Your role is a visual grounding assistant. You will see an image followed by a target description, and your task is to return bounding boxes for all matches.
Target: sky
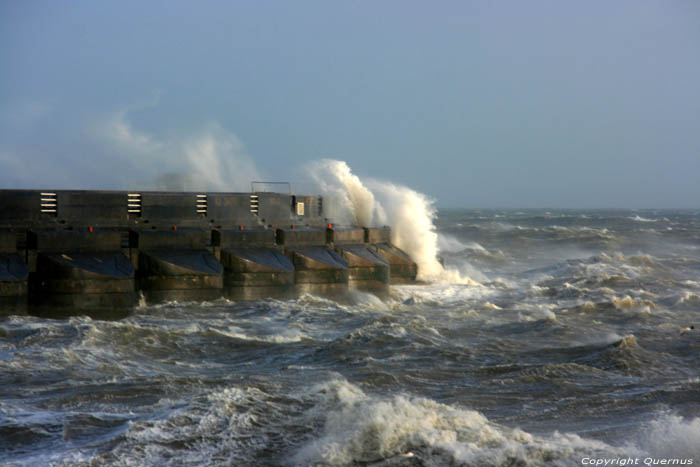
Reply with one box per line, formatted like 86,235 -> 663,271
1,0 -> 699,208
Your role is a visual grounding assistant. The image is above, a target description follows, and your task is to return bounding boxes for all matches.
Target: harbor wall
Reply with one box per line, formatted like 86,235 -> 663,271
0,190 -> 417,315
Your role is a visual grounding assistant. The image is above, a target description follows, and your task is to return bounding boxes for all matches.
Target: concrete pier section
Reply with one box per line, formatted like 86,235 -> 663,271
277,227 -> 350,295
330,227 -> 390,294
214,229 -> 295,301
0,189 -> 418,315
27,231 -> 136,316
130,230 -> 223,303
366,227 -> 418,283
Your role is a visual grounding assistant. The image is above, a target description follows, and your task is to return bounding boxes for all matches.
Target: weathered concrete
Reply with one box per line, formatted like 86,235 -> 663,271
30,252 -> 135,306
286,246 -> 349,295
0,190 -> 325,231
365,226 -> 392,244
330,227 -> 390,294
221,247 -> 295,300
27,231 -> 136,313
365,227 -> 418,284
364,227 -> 418,283
132,230 -> 223,303
214,229 -> 294,300
0,232 -> 28,313
0,189 -> 419,314
0,256 -> 28,299
328,226 -> 366,245
276,227 -> 327,246
373,243 -> 418,284
278,227 -> 350,295
335,244 -> 390,293
206,194 -> 259,229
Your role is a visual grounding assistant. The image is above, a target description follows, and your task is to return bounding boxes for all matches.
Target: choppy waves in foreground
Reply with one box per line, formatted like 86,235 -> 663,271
2,209 -> 700,466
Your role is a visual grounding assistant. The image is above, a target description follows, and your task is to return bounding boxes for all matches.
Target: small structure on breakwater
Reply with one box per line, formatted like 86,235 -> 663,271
0,189 -> 417,316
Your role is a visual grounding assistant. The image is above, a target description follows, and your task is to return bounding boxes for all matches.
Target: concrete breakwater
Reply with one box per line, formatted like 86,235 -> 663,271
0,189 -> 417,316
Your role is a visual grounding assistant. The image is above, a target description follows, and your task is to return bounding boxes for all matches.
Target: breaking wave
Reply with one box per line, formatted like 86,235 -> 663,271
309,159 -> 479,284
638,412 -> 700,458
293,379 -> 624,466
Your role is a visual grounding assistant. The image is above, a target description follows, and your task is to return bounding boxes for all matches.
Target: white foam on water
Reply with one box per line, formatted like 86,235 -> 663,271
612,296 -> 656,316
8,449 -> 97,467
389,283 -> 494,307
674,291 -> 700,308
451,259 -> 491,284
208,326 -> 306,344
435,234 -> 492,282
630,215 -> 658,222
345,289 -> 388,310
94,386 -> 276,466
294,379 -> 626,466
637,412 -> 700,458
519,305 -> 558,322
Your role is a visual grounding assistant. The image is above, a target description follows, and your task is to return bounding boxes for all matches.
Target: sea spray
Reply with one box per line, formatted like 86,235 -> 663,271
180,125 -> 260,192
96,104 -> 261,192
367,180 -> 444,281
638,412 -> 700,458
309,159 -> 380,227
309,159 -> 478,284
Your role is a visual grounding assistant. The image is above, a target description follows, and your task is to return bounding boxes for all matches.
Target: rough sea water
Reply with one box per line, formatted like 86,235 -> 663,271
2,208 -> 700,466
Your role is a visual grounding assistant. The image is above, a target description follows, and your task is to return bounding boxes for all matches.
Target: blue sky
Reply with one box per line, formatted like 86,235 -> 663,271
1,1 -> 699,208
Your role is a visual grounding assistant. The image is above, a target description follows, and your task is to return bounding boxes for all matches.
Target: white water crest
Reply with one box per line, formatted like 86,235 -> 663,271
294,379 -> 624,466
638,412 -> 700,458
309,159 -> 478,284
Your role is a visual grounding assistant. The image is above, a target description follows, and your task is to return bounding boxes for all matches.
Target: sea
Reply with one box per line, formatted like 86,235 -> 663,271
1,208 -> 700,466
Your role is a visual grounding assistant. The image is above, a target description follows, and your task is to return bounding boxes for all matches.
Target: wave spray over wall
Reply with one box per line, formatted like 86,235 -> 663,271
309,159 -> 478,285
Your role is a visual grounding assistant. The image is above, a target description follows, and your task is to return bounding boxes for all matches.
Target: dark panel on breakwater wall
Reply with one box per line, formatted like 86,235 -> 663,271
276,227 -> 327,247
138,192 -> 201,226
0,191 -> 43,223
206,194 -> 259,228
28,231 -> 123,252
329,227 -> 365,245
57,192 -> 128,226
